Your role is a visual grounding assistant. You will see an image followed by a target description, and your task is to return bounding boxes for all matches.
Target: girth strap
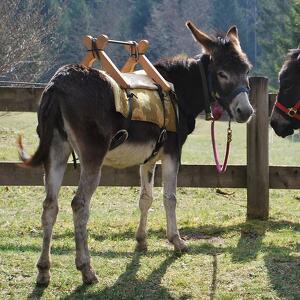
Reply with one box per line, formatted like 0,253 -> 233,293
109,91 -> 135,150
144,85 -> 167,164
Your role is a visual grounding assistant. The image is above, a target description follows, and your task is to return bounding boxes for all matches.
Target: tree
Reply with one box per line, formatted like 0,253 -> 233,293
0,0 -> 59,82
255,0 -> 297,88
211,0 -> 256,64
145,0 -> 211,61
289,0 -> 300,48
52,0 -> 138,71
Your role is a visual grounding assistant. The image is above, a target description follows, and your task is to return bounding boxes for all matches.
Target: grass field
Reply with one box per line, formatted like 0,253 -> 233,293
0,113 -> 300,299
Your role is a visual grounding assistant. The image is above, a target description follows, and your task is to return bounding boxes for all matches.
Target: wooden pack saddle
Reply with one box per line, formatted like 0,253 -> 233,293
81,35 -> 177,132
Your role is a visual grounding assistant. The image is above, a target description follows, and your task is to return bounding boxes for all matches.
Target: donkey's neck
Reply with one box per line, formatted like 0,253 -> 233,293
155,54 -> 209,119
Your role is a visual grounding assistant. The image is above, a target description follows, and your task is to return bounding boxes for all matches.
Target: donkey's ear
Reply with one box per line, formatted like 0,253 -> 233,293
226,26 -> 238,39
186,21 -> 215,53
226,26 -> 241,47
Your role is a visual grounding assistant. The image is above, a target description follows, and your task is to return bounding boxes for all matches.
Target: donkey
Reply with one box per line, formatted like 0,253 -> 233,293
271,45 -> 300,137
18,22 -> 253,285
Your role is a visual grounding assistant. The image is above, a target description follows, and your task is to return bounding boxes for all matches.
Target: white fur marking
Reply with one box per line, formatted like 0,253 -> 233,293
229,92 -> 253,122
103,141 -> 156,168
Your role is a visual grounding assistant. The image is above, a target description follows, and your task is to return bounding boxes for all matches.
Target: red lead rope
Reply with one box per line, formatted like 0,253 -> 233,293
211,119 -> 232,173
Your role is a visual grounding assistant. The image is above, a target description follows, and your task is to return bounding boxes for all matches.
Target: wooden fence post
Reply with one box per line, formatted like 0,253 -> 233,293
247,76 -> 269,220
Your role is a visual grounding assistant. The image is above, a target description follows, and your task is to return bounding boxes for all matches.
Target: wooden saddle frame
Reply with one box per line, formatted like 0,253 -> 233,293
81,34 -> 171,92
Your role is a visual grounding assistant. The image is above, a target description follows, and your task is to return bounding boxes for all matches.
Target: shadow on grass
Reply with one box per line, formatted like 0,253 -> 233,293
1,218 -> 295,243
1,219 -> 298,257
59,244 -> 223,300
27,284 -> 47,300
3,219 -> 299,299
231,224 -> 266,262
61,252 -> 180,300
209,253 -> 218,300
230,220 -> 300,299
264,247 -> 300,299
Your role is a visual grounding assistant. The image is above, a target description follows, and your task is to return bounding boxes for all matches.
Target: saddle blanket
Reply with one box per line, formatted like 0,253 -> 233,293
101,70 -> 177,132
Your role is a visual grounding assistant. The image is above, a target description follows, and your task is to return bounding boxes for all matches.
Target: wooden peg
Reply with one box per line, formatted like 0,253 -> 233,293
81,35 -> 109,68
95,34 -> 109,50
81,35 -> 96,67
81,35 -> 130,88
121,40 -> 149,72
136,40 -> 149,55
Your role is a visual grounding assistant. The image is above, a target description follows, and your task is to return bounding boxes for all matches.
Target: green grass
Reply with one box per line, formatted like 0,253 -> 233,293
0,113 -> 300,299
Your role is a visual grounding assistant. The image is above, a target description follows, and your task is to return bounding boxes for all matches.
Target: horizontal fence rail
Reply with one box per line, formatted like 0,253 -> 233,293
0,86 -> 43,112
0,163 -> 246,188
1,163 -> 300,189
0,85 -> 277,113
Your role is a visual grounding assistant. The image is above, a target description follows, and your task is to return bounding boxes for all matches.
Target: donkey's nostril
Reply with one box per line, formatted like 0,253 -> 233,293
235,105 -> 253,123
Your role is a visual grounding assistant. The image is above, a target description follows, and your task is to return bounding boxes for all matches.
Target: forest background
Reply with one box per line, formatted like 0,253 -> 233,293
0,0 -> 299,89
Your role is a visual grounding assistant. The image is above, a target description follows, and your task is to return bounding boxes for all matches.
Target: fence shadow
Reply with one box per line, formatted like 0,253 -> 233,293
229,220 -> 300,299
264,245 -> 300,299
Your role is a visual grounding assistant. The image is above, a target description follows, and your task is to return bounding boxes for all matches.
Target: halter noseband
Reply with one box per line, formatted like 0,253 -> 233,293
275,98 -> 300,120
215,86 -> 250,105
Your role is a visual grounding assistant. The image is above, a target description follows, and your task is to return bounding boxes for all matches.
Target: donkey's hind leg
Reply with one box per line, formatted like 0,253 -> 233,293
162,155 -> 187,253
37,130 -> 71,286
71,134 -> 109,284
136,161 -> 156,251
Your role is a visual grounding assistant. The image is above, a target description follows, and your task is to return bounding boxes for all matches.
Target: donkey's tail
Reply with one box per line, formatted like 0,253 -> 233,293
17,86 -> 63,167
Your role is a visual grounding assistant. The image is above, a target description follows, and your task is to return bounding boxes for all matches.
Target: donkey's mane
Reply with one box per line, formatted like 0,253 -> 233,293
154,54 -> 196,73
280,48 -> 300,75
285,48 -> 300,65
155,32 -> 251,74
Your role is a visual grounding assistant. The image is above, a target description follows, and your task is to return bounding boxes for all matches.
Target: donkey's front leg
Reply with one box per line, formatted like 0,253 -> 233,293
71,164 -> 101,284
162,155 -> 187,252
136,161 -> 156,251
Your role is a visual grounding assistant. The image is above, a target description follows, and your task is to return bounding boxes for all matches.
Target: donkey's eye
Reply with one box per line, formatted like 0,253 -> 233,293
217,72 -> 228,80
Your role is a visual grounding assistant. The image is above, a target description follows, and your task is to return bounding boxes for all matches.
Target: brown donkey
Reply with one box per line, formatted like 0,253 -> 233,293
18,22 -> 253,285
270,45 -> 300,137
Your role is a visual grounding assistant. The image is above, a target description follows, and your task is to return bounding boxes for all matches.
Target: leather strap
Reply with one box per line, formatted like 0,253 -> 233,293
275,99 -> 300,121
198,61 -> 213,120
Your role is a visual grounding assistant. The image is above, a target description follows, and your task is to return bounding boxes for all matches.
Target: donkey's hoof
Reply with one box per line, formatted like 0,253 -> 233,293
36,272 -> 50,287
135,241 -> 148,252
172,236 -> 188,253
82,269 -> 99,285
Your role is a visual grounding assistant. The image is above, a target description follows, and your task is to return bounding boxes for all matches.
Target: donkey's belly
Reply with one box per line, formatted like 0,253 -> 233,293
103,141 -> 156,168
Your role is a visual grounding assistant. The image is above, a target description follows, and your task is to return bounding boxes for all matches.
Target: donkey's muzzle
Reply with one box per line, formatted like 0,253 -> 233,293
231,92 -> 254,123
270,118 -> 294,138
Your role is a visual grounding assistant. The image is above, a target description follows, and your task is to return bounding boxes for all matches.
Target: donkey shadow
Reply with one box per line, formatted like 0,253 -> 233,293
24,219 -> 300,299
62,252 -> 179,300
27,285 -> 47,300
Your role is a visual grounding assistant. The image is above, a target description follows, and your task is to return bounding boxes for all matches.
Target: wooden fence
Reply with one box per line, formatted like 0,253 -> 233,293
1,77 -> 300,220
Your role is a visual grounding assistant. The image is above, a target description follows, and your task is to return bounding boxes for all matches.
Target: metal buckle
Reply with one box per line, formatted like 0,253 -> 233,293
288,108 -> 297,117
